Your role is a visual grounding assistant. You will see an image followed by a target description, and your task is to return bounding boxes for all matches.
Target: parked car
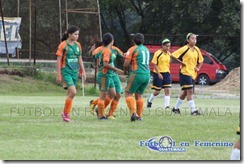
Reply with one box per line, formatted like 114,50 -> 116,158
146,45 -> 229,85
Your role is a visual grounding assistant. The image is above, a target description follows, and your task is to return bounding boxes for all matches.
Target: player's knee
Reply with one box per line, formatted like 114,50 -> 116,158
115,93 -> 121,100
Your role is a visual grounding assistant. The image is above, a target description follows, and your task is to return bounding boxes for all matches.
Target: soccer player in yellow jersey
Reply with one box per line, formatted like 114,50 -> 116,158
171,33 -> 203,115
147,39 -> 172,109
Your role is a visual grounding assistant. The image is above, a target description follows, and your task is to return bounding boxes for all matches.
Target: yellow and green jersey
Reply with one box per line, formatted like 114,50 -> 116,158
151,49 -> 171,73
56,41 -> 82,73
172,45 -> 203,79
125,44 -> 150,74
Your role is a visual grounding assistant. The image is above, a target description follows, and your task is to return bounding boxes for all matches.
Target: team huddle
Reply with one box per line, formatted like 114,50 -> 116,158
56,25 -> 204,122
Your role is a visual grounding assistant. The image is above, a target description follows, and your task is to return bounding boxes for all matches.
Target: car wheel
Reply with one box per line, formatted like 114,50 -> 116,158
197,74 -> 210,85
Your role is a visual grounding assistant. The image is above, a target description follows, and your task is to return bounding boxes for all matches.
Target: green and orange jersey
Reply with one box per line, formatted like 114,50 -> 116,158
93,46 -> 124,75
172,45 -> 203,79
151,49 -> 171,73
56,41 -> 82,73
125,44 -> 150,74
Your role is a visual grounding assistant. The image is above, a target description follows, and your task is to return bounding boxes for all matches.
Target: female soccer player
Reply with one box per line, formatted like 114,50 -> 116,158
89,45 -> 125,119
96,33 -> 124,119
171,33 -> 203,115
56,25 -> 86,122
124,33 -> 150,121
147,39 -> 172,109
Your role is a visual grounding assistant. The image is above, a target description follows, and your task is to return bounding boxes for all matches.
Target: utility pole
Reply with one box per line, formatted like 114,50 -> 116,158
29,0 -> 32,64
59,0 -> 62,40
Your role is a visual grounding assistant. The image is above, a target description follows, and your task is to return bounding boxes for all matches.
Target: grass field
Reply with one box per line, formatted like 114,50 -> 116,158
0,94 -> 240,160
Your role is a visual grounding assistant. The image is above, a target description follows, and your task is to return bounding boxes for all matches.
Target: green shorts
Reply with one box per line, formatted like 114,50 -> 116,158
112,73 -> 123,94
125,73 -> 150,94
61,70 -> 78,89
97,72 -> 115,92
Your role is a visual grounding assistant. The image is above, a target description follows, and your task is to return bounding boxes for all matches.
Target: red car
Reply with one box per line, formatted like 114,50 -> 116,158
146,45 -> 229,85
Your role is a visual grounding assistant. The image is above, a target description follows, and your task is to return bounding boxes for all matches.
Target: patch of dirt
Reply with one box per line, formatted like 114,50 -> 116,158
0,68 -> 24,77
207,67 -> 240,91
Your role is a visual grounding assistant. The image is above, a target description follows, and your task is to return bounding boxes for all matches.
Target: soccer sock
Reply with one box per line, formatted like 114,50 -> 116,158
136,98 -> 144,118
230,148 -> 240,160
107,100 -> 118,116
174,98 -> 183,109
148,94 -> 155,102
126,97 -> 136,116
104,96 -> 112,109
164,96 -> 170,108
188,100 -> 197,112
63,96 -> 73,114
92,99 -> 99,106
97,99 -> 105,118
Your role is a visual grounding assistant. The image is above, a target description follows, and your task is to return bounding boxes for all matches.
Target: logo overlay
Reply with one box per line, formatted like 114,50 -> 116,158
139,136 -> 186,152
139,136 -> 234,153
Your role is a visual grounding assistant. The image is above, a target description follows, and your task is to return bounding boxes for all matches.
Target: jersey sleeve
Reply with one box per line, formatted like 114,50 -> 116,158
112,46 -> 125,58
93,46 -> 103,59
151,50 -> 159,65
76,42 -> 82,56
195,47 -> 204,64
56,41 -> 67,57
125,46 -> 137,60
172,46 -> 188,59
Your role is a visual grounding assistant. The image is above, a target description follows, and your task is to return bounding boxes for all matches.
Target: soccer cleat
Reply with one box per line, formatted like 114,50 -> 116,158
98,116 -> 107,120
137,117 -> 142,121
61,112 -> 70,122
165,106 -> 170,110
131,113 -> 138,122
106,115 -> 116,119
89,100 -> 96,115
172,107 -> 180,114
147,99 -> 152,108
191,110 -> 201,116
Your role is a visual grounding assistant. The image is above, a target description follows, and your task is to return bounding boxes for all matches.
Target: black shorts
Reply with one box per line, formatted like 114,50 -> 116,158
179,73 -> 194,90
151,72 -> 172,91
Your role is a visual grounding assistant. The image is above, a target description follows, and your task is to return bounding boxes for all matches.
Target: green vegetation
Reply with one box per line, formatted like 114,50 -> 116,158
0,95 -> 239,160
0,67 -> 98,96
0,69 -> 240,160
1,0 -> 240,69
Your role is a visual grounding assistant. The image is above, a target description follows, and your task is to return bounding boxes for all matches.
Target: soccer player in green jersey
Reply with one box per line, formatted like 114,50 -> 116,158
124,33 -> 150,121
56,25 -> 86,122
90,45 -> 125,119
171,33 -> 203,115
96,33 -> 124,119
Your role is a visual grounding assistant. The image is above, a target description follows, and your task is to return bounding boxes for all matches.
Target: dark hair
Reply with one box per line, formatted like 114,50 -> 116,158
95,41 -> 103,48
61,31 -> 68,41
133,33 -> 144,45
102,33 -> 114,46
67,25 -> 80,36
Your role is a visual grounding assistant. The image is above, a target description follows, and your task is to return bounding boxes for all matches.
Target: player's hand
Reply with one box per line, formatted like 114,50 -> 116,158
82,72 -> 87,81
158,73 -> 163,80
195,67 -> 200,72
56,75 -> 61,84
89,44 -> 96,56
116,69 -> 124,75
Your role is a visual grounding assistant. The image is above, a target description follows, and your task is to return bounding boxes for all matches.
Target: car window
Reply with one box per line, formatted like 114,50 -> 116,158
203,56 -> 213,64
171,58 -> 179,63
